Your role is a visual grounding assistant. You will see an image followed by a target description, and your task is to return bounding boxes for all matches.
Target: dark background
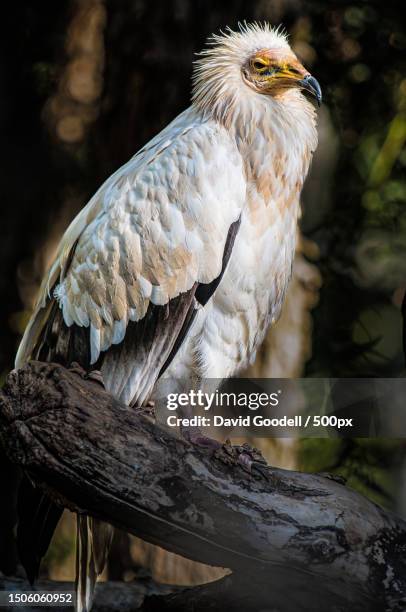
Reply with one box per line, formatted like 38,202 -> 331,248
0,0 -> 405,584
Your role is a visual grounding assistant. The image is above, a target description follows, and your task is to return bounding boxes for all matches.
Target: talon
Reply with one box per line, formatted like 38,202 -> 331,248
237,451 -> 254,473
214,441 -> 270,479
86,369 -> 105,388
141,401 -> 155,417
69,362 -> 87,379
214,447 -> 234,466
184,433 -> 271,480
223,441 -> 234,456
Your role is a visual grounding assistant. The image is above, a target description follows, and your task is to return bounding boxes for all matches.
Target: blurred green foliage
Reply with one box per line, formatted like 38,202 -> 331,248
305,1 -> 406,376
299,1 -> 406,510
299,438 -> 402,508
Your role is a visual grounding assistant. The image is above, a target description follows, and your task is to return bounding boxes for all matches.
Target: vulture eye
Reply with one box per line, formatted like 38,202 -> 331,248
252,59 -> 268,72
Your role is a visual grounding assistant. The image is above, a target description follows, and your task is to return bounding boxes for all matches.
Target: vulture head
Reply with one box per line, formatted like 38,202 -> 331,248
192,22 -> 322,127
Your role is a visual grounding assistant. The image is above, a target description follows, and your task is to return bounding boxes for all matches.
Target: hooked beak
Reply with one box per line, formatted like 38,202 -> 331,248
299,75 -> 322,107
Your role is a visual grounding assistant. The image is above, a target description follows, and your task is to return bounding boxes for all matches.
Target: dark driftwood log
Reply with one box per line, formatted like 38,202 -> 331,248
0,362 -> 405,612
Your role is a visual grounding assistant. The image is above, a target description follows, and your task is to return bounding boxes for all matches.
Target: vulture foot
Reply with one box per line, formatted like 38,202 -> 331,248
214,440 -> 270,479
69,362 -> 105,388
182,431 -> 270,480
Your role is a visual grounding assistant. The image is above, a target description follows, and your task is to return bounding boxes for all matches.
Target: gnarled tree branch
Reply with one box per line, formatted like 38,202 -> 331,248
0,362 -> 405,612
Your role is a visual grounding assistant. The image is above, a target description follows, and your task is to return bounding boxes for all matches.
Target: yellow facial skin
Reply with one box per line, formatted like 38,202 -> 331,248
245,51 -> 322,105
250,55 -> 303,81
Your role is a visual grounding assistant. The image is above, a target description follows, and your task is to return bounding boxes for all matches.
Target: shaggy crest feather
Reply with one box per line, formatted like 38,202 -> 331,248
192,22 -> 290,124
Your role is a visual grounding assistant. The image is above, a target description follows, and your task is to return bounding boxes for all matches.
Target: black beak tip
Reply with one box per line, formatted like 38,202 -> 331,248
300,75 -> 322,107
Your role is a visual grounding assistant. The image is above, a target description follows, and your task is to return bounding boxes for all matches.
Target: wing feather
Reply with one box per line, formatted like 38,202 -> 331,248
16,108 -> 245,371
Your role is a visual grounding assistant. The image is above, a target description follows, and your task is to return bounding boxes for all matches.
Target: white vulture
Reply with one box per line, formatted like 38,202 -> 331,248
15,23 -> 321,612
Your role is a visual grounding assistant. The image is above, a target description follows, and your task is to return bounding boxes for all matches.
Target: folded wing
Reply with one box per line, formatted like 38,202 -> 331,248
16,110 -> 245,405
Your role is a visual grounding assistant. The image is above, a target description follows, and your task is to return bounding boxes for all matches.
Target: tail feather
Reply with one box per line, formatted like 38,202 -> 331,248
88,517 -> 114,576
75,516 -> 113,612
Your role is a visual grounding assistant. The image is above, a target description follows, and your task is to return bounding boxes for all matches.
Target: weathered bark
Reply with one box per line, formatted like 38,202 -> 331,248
0,361 -> 405,612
